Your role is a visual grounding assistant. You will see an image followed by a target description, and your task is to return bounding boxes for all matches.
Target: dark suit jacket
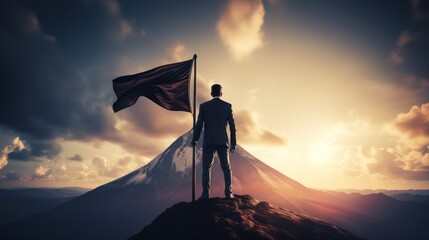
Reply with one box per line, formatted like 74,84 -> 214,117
193,98 -> 236,147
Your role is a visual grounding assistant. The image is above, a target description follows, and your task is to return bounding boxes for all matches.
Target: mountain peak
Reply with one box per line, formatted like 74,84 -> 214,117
129,195 -> 362,240
101,130 -> 308,202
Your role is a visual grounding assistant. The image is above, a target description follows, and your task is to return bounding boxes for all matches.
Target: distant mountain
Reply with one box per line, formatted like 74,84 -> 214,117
332,189 -> 429,196
0,187 -> 89,225
389,193 -> 429,203
130,195 -> 362,240
330,188 -> 429,204
1,131 -> 428,240
0,187 -> 90,198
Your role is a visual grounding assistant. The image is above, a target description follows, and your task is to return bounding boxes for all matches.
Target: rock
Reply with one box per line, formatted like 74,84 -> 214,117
129,195 -> 363,240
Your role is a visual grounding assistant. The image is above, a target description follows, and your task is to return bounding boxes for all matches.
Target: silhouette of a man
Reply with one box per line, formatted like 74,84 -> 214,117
192,84 -> 236,199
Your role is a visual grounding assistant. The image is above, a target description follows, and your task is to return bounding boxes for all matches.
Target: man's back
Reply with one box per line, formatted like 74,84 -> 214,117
199,98 -> 235,146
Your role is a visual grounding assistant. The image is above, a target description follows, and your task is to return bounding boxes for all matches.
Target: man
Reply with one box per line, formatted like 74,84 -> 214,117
192,84 -> 236,199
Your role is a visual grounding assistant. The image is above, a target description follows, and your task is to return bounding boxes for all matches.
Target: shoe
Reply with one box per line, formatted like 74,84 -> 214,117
198,194 -> 209,200
225,193 -> 234,199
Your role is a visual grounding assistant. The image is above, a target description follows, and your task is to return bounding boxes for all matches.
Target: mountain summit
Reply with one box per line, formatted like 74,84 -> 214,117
129,195 -> 362,240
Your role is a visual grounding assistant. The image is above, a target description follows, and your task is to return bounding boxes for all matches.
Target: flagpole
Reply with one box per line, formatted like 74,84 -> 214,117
192,54 -> 197,202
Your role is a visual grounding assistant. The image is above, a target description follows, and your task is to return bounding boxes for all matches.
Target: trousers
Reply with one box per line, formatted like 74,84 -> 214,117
201,145 -> 232,196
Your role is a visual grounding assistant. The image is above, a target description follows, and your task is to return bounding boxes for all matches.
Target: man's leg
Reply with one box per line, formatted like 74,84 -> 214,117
201,145 -> 214,198
216,146 -> 232,196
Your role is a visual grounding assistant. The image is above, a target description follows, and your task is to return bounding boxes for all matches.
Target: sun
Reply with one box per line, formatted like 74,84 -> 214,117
309,141 -> 338,165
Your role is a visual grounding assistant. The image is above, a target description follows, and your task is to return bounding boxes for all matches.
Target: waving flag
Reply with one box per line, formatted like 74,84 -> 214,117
112,59 -> 193,113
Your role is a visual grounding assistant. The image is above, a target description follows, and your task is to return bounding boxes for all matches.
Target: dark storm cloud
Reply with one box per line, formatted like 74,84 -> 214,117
0,1 -> 214,162
0,1 -> 119,160
8,140 -> 61,161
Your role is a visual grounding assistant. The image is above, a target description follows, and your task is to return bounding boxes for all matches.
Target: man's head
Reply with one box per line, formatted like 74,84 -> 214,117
211,84 -> 222,97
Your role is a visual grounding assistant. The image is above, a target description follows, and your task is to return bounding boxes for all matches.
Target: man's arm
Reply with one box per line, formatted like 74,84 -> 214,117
192,104 -> 204,146
228,104 -> 236,152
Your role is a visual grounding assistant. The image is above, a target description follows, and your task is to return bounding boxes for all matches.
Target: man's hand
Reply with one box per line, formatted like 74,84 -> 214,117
230,145 -> 236,153
191,140 -> 197,147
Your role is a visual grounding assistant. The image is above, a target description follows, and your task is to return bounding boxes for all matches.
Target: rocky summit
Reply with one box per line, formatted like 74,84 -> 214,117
129,195 -> 362,240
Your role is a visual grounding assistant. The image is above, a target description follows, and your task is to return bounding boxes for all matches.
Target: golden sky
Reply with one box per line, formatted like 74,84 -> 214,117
1,0 -> 428,190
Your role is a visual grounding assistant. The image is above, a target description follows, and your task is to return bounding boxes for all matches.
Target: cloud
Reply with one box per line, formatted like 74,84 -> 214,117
389,10 -> 429,89
0,137 -> 26,170
91,155 -> 137,178
0,171 -> 22,181
118,19 -> 133,40
0,2 -> 120,161
267,0 -> 281,6
304,110 -> 429,181
2,9 -> 205,166
101,0 -> 120,15
320,106 -> 429,181
98,0 -> 133,40
403,149 -> 429,171
26,13 -> 41,33
341,146 -> 365,177
390,50 -> 403,65
5,171 -> 21,181
260,131 -> 286,145
390,31 -> 416,65
118,155 -> 145,167
165,42 -> 189,62
397,31 -> 416,47
5,153 -> 146,185
195,75 -> 214,104
67,154 -> 83,161
410,0 -> 429,21
112,101 -> 192,157
117,156 -> 132,167
31,153 -> 145,183
9,140 -> 61,162
23,12 -> 56,41
0,2 -> 209,184
421,79 -> 429,88
217,0 -> 265,61
119,102 -> 192,137
92,156 -> 121,178
403,74 -> 429,89
234,109 -> 286,145
366,148 -> 429,181
389,103 -> 429,148
32,165 -> 52,180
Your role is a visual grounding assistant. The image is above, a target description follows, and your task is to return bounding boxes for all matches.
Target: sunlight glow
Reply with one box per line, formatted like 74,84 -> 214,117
309,141 -> 338,166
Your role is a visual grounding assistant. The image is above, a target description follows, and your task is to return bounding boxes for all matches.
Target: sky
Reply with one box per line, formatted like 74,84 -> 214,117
1,0 -> 428,190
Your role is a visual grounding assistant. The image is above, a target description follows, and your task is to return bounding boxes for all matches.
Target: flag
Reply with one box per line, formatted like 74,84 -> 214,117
112,59 -> 193,113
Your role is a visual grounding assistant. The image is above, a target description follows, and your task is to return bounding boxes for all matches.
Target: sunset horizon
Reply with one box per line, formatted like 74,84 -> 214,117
1,0 -> 429,192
